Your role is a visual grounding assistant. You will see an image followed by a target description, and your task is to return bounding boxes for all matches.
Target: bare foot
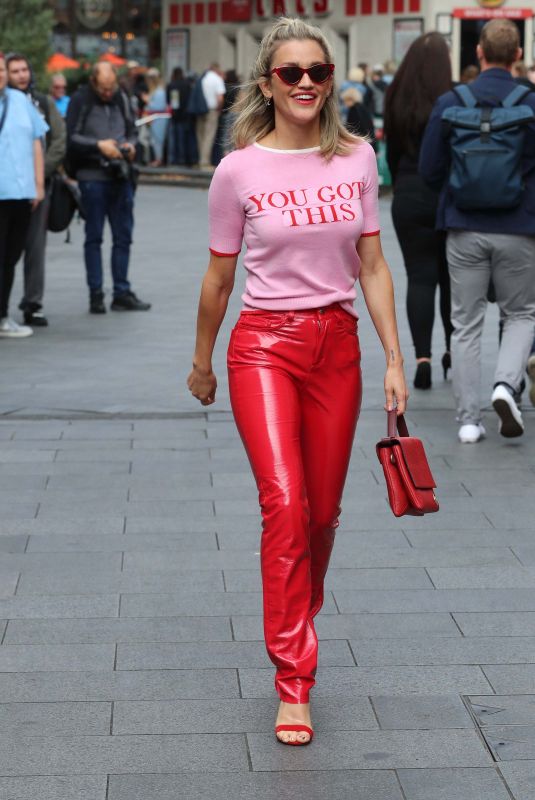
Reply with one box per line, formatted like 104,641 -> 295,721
275,701 -> 313,744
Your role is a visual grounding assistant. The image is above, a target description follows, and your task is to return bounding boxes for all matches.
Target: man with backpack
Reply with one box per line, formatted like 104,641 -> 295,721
66,62 -> 150,314
7,53 -> 66,328
420,20 -> 535,444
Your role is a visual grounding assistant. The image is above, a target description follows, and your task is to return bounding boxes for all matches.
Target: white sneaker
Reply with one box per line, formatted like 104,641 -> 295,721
528,354 -> 535,407
458,423 -> 486,444
0,318 -> 33,338
491,383 -> 524,438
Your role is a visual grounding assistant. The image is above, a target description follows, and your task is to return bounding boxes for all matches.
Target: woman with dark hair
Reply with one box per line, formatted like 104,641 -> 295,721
384,32 -> 453,389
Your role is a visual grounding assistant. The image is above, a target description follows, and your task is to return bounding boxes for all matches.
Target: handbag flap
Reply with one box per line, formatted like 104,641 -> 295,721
393,437 -> 436,489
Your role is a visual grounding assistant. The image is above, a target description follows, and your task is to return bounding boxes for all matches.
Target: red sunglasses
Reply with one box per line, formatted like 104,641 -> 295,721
267,63 -> 334,86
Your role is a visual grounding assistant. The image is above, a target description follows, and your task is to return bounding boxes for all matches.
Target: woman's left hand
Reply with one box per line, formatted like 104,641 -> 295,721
384,364 -> 409,414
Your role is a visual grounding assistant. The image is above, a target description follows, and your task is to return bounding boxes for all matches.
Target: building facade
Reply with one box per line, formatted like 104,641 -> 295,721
161,0 -> 535,81
50,0 -> 163,61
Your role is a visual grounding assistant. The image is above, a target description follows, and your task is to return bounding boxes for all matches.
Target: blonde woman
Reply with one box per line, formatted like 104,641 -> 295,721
145,67 -> 167,166
187,17 -> 408,745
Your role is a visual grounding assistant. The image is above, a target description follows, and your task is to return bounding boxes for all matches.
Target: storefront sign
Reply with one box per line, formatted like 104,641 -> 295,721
75,0 -> 113,29
166,28 -> 189,76
393,18 -> 424,63
222,0 -> 252,21
453,6 -> 533,17
255,0 -> 331,17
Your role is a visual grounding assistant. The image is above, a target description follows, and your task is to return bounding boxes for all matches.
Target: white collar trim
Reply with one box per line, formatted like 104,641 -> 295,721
253,142 -> 321,154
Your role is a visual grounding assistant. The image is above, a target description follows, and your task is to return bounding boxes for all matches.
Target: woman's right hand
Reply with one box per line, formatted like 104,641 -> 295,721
187,365 -> 217,406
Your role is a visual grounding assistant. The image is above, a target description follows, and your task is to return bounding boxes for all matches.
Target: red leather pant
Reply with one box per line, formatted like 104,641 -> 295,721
227,304 -> 362,703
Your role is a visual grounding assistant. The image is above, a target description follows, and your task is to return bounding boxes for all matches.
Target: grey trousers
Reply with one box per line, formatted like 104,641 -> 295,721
446,230 -> 535,425
20,185 -> 51,309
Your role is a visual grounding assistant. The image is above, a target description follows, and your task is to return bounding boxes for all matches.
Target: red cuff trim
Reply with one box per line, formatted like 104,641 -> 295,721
361,230 -> 380,238
209,248 -> 241,257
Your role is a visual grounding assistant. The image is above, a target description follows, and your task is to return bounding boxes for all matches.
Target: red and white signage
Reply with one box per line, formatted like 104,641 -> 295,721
453,6 -> 533,17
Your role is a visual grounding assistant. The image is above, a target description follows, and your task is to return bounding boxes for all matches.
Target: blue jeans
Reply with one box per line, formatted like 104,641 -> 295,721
79,180 -> 134,297
168,119 -> 195,165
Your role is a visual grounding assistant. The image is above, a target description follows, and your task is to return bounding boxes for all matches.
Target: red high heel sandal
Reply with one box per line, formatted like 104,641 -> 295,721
275,724 -> 314,746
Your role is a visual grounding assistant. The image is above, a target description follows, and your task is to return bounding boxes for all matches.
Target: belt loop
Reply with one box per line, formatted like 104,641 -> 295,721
287,311 -> 294,322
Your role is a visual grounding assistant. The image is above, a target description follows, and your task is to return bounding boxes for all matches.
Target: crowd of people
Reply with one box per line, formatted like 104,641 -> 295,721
1,21 -> 535,444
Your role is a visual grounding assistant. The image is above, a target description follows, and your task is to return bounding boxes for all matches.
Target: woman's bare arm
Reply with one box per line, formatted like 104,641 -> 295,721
187,253 -> 239,405
357,234 -> 409,414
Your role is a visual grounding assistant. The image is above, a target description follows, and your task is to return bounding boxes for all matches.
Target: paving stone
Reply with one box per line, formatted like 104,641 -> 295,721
0,504 -> 37,519
0,518 -> 125,536
120,590 -> 336,617
26,532 -> 217,552
0,463 -> 131,476
232,612 -> 461,641
107,770 -> 404,800
406,530 -> 535,548
482,665 -> 535,694
427,566 -> 535,589
238,665 -> 492,698
0,595 -> 118,619
371,694 -> 474,729
0,733 -> 248,775
0,775 -> 107,800
37,500 -> 214,519
247,729 -> 491,770
0,668 -> 240,702
328,546 -> 518,569
485,511 -> 535,530
498,761 -> 535,800
510,547 -> 535,566
17,569 -> 224,595
0,644 -> 114,671
397,767 -> 510,800
4,616 -> 232,644
113,696 -> 376,734
116,640 -> 353,671
0,701 -> 111,735
0,573 -> 19,596
482,725 -> 535,760
123,549 -> 260,571
468,695 -> 535,726
46,472 -> 210,489
0,553 -> 123,573
453,612 -> 535,636
0,451 -> 54,462
224,567 -> 434,592
334,588 -> 535,614
353,636 -> 535,666
0,475 -> 47,489
125,515 -> 259,534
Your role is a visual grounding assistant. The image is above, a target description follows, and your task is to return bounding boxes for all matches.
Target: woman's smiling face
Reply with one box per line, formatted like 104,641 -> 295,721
262,39 -> 333,128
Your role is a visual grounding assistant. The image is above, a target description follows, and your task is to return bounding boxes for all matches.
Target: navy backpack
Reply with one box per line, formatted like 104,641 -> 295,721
442,83 -> 535,211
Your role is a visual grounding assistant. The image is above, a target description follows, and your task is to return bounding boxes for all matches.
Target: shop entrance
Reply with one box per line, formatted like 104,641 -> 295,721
460,18 -> 525,72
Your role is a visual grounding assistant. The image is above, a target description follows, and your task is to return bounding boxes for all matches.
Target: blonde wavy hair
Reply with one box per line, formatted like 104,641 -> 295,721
231,17 -> 362,160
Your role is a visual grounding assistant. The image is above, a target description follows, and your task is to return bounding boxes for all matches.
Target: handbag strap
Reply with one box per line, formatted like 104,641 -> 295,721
387,409 -> 409,438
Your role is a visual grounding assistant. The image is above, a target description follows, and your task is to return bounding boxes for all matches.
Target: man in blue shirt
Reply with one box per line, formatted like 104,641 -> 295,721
420,20 -> 535,444
0,54 -> 48,338
50,73 -> 70,118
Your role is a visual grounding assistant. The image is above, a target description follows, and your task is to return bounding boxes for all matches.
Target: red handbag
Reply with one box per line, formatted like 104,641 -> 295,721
376,410 -> 439,517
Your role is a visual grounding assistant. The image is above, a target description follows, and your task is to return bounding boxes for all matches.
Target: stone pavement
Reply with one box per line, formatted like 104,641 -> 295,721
0,186 -> 534,799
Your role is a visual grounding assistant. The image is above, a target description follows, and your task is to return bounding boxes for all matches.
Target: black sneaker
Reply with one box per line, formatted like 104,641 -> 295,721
110,291 -> 151,311
23,309 -> 48,327
89,291 -> 106,314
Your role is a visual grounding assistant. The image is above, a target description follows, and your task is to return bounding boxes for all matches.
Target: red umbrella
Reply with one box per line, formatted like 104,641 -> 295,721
99,52 -> 127,66
47,53 -> 80,72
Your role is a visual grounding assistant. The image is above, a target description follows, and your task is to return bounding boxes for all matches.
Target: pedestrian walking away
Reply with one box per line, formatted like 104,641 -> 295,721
66,62 -> 150,314
188,17 -> 408,746
0,53 -> 48,339
384,32 -> 453,390
7,53 -> 66,328
420,19 -> 535,443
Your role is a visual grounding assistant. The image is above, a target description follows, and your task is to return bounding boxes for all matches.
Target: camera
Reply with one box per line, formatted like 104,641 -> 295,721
101,145 -> 131,181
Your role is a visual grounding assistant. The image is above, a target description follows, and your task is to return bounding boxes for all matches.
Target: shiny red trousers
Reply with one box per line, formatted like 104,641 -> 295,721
227,304 -> 362,703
